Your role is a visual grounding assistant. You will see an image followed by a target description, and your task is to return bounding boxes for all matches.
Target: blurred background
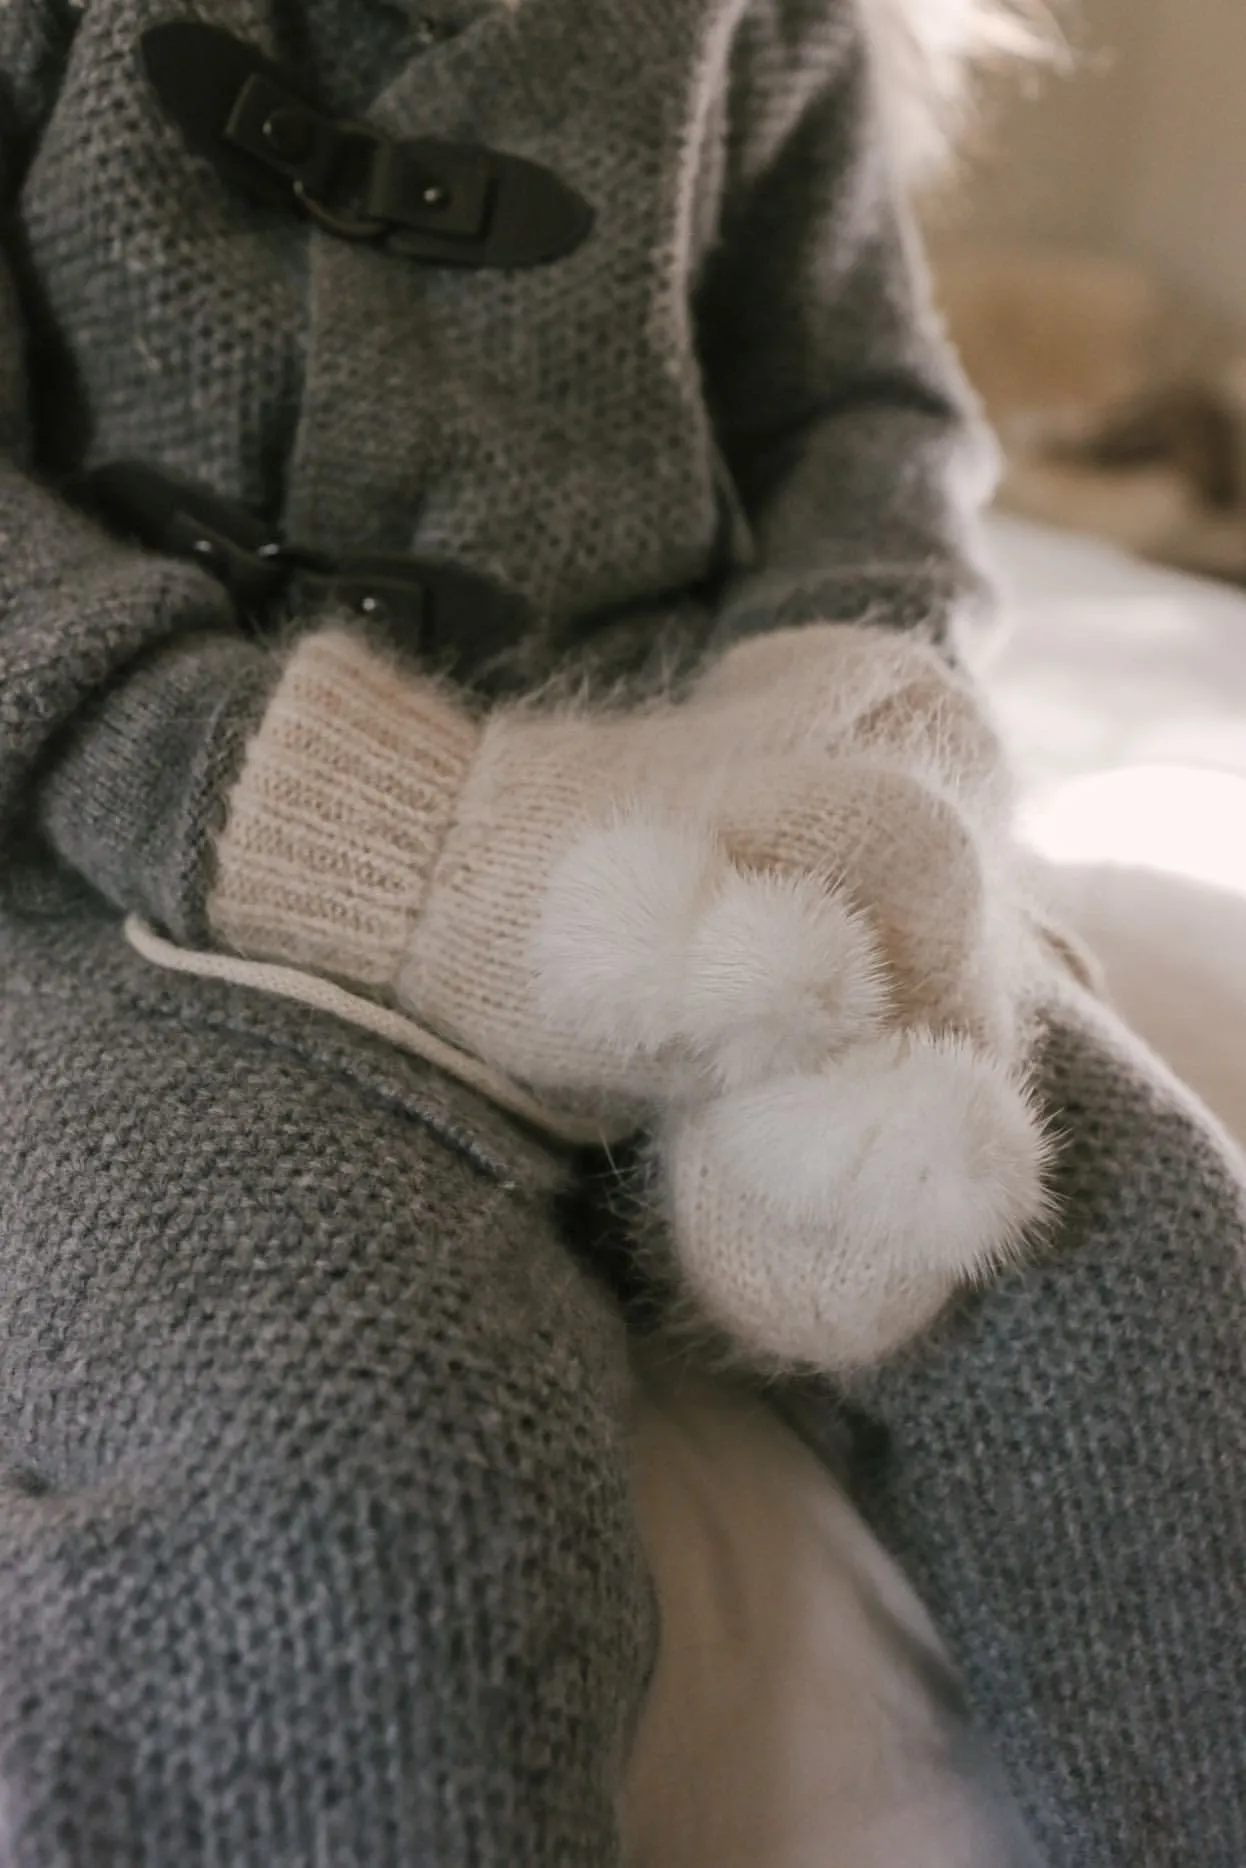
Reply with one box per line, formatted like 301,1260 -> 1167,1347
923,2 -> 1246,1131
926,0 -> 1246,586
955,0 -> 1246,321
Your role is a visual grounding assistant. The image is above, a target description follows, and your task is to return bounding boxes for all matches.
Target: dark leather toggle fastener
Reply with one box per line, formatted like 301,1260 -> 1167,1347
70,461 -> 291,611
141,22 -> 593,266
70,460 -> 531,678
260,105 -> 316,167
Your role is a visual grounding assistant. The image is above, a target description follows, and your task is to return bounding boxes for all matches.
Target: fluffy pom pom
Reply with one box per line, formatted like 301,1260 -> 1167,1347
533,810 -> 887,1096
679,866 -> 887,1090
666,1032 -> 1051,1372
533,811 -> 726,1078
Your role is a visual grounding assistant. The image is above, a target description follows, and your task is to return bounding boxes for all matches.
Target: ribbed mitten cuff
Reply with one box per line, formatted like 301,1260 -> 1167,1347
209,628 -> 480,989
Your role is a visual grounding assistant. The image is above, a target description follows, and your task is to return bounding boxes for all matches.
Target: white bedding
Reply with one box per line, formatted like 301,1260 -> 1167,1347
991,516 -> 1246,1141
624,517 -> 1246,1868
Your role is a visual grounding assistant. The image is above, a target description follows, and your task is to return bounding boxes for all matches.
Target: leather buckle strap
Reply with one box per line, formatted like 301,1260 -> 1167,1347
70,461 -> 531,679
141,23 -> 593,266
224,73 -> 391,241
69,461 -> 292,611
300,556 -> 530,679
363,138 -> 493,244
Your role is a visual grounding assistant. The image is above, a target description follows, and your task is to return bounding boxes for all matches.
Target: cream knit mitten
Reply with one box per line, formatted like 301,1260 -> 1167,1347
211,622 -> 1050,1374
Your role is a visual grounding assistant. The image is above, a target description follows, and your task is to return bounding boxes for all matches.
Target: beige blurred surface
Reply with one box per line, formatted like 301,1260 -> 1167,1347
941,0 -> 1246,327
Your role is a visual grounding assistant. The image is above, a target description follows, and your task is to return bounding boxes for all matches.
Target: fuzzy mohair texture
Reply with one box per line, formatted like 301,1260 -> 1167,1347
192,0 -> 1060,1385
532,0 -> 1064,1376
534,810 -> 1051,1377
527,626 -> 1055,1376
212,619 -> 1054,1379
864,0 -> 1056,184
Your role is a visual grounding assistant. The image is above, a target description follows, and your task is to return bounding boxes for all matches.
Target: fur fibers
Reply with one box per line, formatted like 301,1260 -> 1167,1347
665,1037 -> 1050,1374
536,812 -> 887,1097
534,796 -> 1052,1379
863,0 -> 1055,184
218,604 -> 1053,1382
526,627 -> 1054,1380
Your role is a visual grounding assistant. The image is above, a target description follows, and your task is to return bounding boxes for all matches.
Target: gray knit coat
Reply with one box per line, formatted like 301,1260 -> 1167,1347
0,0 -> 1243,1861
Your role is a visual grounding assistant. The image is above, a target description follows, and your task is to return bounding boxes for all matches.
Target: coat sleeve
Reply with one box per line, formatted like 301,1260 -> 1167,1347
0,2 -> 276,941
696,0 -> 999,655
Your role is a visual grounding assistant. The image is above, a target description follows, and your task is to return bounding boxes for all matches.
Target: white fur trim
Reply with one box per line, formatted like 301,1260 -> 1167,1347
533,811 -> 887,1097
533,812 -> 726,1078
667,1033 -> 1051,1372
860,0 -> 1053,184
680,867 -> 888,1090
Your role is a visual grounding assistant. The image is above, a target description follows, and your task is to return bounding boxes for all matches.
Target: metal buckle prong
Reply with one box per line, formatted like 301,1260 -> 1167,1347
293,119 -> 390,241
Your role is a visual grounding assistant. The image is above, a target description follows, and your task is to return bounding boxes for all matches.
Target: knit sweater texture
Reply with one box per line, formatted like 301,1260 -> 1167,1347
1,0 -> 1244,1863
6,0 -> 992,943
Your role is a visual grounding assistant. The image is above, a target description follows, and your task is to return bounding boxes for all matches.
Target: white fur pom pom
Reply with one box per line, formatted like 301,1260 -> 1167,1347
533,811 -> 887,1096
680,867 -> 887,1091
533,811 -> 726,1078
666,1033 -> 1051,1373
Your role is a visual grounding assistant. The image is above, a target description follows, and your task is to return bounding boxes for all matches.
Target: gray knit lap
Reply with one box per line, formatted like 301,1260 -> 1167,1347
848,996 -> 1246,1867
0,899 -> 652,1868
